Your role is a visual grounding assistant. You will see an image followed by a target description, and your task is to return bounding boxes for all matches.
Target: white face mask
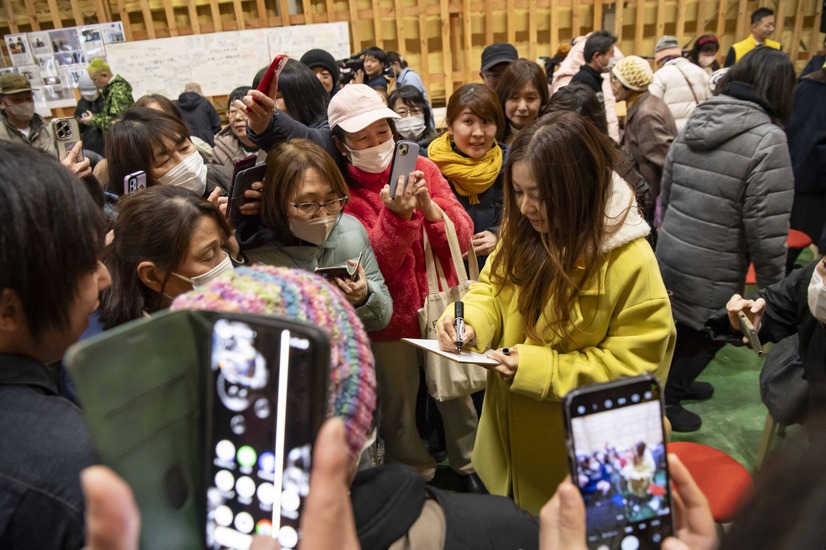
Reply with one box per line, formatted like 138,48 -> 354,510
395,115 -> 427,141
699,54 -> 717,68
5,101 -> 35,122
172,251 -> 234,289
289,214 -> 339,245
604,56 -> 618,72
345,138 -> 395,173
81,91 -> 99,102
807,266 -> 826,322
157,149 -> 208,196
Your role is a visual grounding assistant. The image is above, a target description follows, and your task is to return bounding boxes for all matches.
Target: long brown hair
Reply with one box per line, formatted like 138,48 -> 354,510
491,111 -> 619,342
495,59 -> 551,139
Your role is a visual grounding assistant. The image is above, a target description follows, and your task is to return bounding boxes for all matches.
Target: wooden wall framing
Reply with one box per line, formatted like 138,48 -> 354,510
2,0 -> 824,105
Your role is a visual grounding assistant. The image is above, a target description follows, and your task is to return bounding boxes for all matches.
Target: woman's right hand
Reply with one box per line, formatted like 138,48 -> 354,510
240,181 -> 264,216
236,91 -> 274,135
725,294 -> 766,340
353,69 -> 365,85
380,175 -> 417,220
437,315 -> 477,353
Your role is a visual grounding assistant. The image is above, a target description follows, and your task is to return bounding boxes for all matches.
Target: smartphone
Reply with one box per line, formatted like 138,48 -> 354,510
314,252 -> 363,282
563,375 -> 674,550
227,163 -> 267,228
205,314 -> 329,550
387,140 -> 420,197
123,170 -> 147,195
254,55 -> 289,98
51,117 -> 84,162
737,311 -> 764,357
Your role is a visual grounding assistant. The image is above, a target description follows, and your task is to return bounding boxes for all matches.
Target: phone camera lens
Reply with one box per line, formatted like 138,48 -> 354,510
399,144 -> 408,155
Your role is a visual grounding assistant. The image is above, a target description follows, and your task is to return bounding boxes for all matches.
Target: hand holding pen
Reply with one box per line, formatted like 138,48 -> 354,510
454,301 -> 465,353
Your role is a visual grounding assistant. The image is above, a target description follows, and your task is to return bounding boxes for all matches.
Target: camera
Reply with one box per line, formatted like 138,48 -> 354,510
338,51 -> 366,85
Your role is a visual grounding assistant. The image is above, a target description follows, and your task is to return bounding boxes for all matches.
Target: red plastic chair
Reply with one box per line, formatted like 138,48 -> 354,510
667,441 -> 752,523
745,229 -> 812,285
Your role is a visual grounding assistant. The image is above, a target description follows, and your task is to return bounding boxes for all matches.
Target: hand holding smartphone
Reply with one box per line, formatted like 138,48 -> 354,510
52,117 -> 84,163
123,170 -> 147,195
227,163 -> 266,228
387,141 -> 420,198
737,311 -> 764,356
314,252 -> 363,283
249,54 -> 289,111
563,375 -> 674,550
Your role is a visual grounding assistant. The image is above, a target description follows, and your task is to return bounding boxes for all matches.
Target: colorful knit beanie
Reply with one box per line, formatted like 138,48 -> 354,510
170,265 -> 376,459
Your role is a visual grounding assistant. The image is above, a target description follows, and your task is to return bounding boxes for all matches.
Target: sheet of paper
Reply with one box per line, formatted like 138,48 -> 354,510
401,338 -> 499,366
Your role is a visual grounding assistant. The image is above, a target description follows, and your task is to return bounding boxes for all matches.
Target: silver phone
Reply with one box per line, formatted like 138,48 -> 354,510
387,140 -> 420,197
737,311 -> 764,356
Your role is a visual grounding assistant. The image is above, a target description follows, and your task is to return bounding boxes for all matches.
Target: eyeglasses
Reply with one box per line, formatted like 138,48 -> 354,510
394,107 -> 424,117
227,108 -> 248,121
290,196 -> 348,215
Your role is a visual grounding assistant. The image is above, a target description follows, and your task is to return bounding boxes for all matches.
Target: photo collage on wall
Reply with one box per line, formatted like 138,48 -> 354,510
3,22 -> 126,109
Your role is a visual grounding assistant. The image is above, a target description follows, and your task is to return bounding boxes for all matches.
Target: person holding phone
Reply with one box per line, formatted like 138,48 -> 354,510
437,111 -> 676,514
98,186 -> 239,330
424,84 -> 507,266
323,84 -> 486,492
239,139 -> 392,333
105,107 -> 230,198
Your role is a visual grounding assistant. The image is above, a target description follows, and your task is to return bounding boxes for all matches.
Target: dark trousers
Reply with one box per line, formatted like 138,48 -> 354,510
665,322 -> 724,405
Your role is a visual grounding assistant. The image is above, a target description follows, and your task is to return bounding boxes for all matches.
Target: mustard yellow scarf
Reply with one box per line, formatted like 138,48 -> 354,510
427,131 -> 503,205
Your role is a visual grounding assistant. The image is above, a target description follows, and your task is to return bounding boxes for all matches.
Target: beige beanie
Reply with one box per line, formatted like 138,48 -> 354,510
612,56 -> 653,92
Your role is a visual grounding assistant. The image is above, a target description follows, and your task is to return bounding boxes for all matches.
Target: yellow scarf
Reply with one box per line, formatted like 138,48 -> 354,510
427,131 -> 503,205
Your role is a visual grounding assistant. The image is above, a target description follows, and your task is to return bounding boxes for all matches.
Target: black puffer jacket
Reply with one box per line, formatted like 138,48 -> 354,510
656,85 -> 794,329
177,92 -> 221,147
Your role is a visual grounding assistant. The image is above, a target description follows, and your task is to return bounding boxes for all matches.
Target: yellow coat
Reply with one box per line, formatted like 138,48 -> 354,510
732,34 -> 781,63
444,234 -> 676,514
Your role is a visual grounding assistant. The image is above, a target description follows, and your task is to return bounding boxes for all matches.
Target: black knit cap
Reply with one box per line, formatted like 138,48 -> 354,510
300,49 -> 340,84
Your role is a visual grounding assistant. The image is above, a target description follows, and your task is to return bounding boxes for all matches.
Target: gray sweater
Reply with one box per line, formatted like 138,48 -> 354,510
655,94 -> 793,330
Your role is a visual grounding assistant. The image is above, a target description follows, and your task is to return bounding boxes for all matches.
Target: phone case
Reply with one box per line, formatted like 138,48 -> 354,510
228,163 -> 267,228
737,312 -> 764,356
314,252 -> 362,282
255,55 -> 289,97
123,171 -> 147,195
387,140 -> 420,197
66,310 -> 331,550
51,118 -> 83,162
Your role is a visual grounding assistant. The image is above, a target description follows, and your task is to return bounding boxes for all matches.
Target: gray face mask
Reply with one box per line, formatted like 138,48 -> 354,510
4,101 -> 35,122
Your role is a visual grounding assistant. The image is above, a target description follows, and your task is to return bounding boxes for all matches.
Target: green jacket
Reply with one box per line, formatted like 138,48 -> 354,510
242,213 -> 393,332
90,75 -> 134,133
0,111 -> 53,154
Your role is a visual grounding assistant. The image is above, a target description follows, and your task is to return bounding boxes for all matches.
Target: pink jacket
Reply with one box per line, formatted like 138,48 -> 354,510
551,33 -> 625,143
344,155 -> 473,341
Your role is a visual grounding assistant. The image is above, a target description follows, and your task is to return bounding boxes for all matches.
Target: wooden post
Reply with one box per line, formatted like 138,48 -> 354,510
735,0 -> 749,40
676,0 -> 687,46
696,0 -> 706,34
47,0 -> 63,28
529,0 -> 538,60
70,0 -> 84,26
349,0 -> 361,51
594,0 -> 604,31
3,0 -> 18,33
326,0 -> 335,23
418,0 -> 432,98
395,0 -> 406,55
210,0 -> 224,32
441,0 -> 454,98
635,0 -> 645,53
616,0 -> 624,44
507,0 -> 516,44
117,0 -> 133,40
141,2 -> 156,38
463,0 -> 473,82
234,0 -> 247,29
301,0 -> 313,24
572,0 -> 581,38
550,0 -> 559,49
807,0 -> 824,59
790,0 -> 807,62
24,0 -> 41,31
278,0 -> 291,27
187,0 -> 201,34
373,0 -> 384,48
257,0 -> 269,26
776,0 -> 788,45
164,0 -> 180,36
485,0 -> 494,46
716,0 -> 728,55
656,0 -> 666,38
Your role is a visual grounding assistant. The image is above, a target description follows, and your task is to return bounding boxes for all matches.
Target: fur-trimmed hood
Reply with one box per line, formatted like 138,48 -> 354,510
601,171 -> 651,254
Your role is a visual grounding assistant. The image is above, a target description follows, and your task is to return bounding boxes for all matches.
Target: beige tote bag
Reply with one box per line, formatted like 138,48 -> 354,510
417,211 -> 488,401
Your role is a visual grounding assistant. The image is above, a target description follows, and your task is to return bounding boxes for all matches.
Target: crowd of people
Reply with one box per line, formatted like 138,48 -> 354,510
2,8 -> 826,547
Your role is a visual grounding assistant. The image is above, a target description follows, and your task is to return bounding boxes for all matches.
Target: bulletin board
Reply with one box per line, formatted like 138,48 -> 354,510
105,22 -> 350,100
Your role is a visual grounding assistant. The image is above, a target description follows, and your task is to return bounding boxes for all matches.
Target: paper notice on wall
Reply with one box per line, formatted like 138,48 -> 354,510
80,25 -> 105,59
5,34 -> 33,66
101,22 -> 125,45
265,22 -> 351,62
28,32 -> 54,56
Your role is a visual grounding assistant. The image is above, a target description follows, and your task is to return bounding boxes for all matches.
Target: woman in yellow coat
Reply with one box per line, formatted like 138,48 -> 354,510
437,111 -> 676,514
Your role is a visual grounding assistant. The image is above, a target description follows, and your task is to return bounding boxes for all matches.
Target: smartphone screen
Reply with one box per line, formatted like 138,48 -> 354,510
564,376 -> 673,550
205,317 -> 327,550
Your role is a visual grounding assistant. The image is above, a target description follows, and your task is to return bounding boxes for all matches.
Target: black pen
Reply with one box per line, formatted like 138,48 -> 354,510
455,301 -> 465,353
